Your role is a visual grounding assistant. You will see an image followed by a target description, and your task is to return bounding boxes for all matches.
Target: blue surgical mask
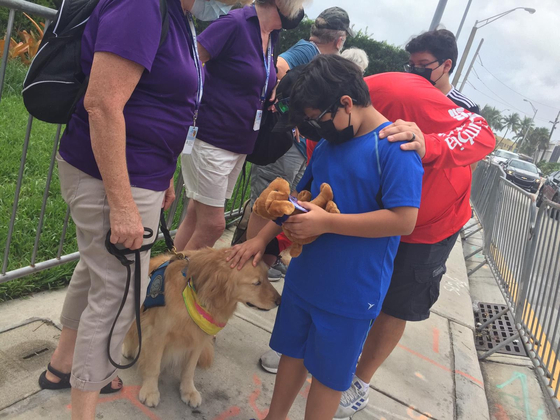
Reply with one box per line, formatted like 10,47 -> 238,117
190,0 -> 232,21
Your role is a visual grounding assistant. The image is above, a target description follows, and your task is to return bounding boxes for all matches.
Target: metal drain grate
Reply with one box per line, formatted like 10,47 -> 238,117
474,302 -> 527,356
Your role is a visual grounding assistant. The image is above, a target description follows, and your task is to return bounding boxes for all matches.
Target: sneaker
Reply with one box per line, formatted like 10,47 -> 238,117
260,350 -> 281,374
268,266 -> 284,282
334,378 -> 369,418
272,259 -> 288,276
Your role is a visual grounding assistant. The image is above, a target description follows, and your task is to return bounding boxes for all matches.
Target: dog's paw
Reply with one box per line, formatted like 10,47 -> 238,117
181,389 -> 202,408
139,386 -> 160,408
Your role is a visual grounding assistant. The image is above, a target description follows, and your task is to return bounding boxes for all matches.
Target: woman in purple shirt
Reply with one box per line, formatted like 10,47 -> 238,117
174,0 -> 305,252
39,0 -> 242,418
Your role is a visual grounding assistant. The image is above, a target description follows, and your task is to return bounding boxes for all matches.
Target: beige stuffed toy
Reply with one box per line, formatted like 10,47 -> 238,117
253,178 -> 340,257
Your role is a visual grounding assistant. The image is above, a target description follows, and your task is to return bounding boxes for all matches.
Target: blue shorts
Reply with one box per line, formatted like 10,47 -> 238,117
270,286 -> 373,391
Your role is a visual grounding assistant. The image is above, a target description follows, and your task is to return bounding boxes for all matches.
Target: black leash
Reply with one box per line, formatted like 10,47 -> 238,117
105,209 -> 175,369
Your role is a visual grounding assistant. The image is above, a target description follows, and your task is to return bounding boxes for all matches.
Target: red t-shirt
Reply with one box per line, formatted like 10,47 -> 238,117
366,73 -> 495,243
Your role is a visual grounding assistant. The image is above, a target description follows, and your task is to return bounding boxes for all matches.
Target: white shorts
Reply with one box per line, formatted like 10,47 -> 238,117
181,139 -> 246,208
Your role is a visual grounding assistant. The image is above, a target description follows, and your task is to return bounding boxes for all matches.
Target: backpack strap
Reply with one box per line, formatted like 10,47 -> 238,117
159,0 -> 169,47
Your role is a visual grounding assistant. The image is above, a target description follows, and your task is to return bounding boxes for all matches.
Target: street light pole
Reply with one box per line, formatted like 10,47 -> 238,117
458,38 -> 484,92
452,7 -> 536,87
429,0 -> 449,31
456,0 -> 473,40
452,23 -> 478,86
517,99 -> 538,152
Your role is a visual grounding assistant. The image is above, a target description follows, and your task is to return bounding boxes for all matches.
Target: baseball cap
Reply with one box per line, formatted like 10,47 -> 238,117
272,67 -> 322,142
315,7 -> 355,37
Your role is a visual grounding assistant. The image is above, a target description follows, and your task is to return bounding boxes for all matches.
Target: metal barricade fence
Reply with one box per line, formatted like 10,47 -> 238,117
470,160 -> 560,410
0,0 -> 249,285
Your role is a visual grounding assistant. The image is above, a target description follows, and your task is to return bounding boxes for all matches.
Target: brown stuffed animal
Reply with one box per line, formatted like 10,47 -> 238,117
252,177 -> 340,257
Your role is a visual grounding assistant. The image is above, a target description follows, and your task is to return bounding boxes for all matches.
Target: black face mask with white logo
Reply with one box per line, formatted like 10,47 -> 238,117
278,8 -> 305,30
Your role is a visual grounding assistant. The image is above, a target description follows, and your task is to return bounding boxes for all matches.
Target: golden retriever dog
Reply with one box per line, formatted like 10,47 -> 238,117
122,247 -> 281,408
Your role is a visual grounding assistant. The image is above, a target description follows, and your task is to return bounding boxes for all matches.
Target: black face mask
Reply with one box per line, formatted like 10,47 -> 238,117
278,8 -> 304,30
316,113 -> 354,145
409,62 -> 444,86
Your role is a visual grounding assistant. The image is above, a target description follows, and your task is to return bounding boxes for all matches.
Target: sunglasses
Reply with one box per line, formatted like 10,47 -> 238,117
274,98 -> 290,114
403,58 -> 441,75
305,99 -> 341,130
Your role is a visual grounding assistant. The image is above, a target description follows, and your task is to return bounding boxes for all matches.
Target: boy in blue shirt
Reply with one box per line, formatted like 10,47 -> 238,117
227,55 -> 424,419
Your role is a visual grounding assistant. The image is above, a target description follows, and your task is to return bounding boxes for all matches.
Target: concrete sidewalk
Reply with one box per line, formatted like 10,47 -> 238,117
462,218 -> 560,420
0,227 -> 486,420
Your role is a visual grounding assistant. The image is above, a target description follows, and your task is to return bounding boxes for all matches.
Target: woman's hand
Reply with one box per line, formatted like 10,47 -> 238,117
282,202 -> 332,240
162,179 -> 175,210
110,205 -> 145,250
380,119 -> 426,158
226,237 -> 267,270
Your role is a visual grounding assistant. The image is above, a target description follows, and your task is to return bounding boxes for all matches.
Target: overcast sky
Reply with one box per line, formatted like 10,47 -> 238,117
305,0 -> 560,142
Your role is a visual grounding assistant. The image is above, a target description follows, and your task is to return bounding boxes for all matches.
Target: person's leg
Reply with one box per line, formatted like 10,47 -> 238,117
354,312 -> 406,382
265,355 -> 308,420
180,139 -> 244,251
45,327 -> 77,383
66,170 -> 163,417
46,157 -> 122,390
305,378 -> 342,420
71,389 -> 99,420
337,232 -> 462,417
184,201 -> 226,250
174,199 -> 196,251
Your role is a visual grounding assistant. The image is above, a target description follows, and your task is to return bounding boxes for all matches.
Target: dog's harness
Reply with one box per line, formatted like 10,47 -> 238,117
182,274 -> 226,335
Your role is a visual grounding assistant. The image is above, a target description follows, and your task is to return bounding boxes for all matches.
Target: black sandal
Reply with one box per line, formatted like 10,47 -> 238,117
38,363 -> 123,394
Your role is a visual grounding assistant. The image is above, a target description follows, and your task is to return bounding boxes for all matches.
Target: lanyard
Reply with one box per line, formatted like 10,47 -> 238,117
186,13 -> 203,126
260,36 -> 273,104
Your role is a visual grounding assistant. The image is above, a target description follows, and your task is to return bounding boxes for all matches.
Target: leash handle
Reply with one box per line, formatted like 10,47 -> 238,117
105,226 -> 155,370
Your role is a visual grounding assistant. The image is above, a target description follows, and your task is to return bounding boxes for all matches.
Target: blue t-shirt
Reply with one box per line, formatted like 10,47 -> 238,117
279,39 -> 320,158
279,39 -> 319,69
285,123 -> 424,319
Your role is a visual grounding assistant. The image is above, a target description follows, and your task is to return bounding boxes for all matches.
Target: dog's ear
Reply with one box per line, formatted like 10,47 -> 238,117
197,265 -> 236,312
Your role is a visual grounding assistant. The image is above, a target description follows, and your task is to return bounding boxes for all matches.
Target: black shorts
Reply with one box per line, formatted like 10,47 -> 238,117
382,230 -> 461,321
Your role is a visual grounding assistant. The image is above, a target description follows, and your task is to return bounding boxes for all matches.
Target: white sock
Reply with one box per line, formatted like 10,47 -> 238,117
354,375 -> 369,391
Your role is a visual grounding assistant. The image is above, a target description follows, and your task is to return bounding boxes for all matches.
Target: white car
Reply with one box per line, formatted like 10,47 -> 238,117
490,149 -> 519,166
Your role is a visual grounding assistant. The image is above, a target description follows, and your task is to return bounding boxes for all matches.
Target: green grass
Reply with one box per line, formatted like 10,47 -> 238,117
0,60 -> 250,302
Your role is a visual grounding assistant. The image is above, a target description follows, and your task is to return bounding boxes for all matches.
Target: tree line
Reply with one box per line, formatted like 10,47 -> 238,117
479,105 -> 551,162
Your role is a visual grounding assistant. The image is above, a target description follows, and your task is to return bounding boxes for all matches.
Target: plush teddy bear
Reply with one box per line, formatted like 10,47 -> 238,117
253,177 -> 340,257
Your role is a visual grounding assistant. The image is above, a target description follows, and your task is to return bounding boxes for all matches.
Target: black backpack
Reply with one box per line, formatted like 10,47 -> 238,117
22,0 -> 169,124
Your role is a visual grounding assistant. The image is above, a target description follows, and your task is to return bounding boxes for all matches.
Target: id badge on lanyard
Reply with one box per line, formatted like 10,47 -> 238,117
253,37 -> 272,132
183,13 -> 204,155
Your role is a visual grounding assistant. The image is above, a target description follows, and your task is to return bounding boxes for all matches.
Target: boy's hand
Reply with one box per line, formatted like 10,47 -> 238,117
226,237 -> 267,270
283,202 -> 332,240
380,120 -> 426,159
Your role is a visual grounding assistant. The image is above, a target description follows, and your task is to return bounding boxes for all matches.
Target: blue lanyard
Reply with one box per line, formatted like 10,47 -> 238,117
260,36 -> 273,104
186,13 -> 203,126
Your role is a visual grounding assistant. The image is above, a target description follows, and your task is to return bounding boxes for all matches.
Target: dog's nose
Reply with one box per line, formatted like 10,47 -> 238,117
276,296 -> 282,306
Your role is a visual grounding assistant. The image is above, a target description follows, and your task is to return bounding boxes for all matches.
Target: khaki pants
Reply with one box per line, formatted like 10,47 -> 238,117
57,154 -> 164,391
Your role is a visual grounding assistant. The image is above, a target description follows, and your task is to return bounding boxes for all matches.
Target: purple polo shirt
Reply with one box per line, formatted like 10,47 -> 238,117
59,0 -> 198,191
196,6 -> 278,154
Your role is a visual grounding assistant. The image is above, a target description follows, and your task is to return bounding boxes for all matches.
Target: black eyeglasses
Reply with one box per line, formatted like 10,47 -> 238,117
403,58 -> 441,74
305,99 -> 341,130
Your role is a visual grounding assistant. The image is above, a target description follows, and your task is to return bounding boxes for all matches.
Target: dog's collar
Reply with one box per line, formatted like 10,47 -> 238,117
182,278 -> 226,336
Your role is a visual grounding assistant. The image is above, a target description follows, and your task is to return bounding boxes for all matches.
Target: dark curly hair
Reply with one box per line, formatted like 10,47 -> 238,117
405,29 -> 458,73
289,55 -> 371,126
